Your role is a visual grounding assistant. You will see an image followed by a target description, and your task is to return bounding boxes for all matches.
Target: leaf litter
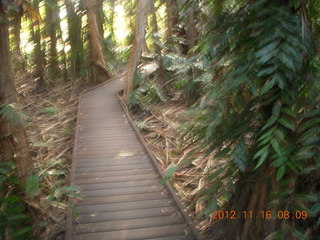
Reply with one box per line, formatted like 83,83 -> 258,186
132,102 -> 217,232
16,78 -> 81,240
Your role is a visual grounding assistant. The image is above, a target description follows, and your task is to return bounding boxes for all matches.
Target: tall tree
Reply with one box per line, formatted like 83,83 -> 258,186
150,1 -> 165,85
11,9 -> 25,71
108,0 -> 116,39
95,0 -> 104,38
0,1 -> 33,179
124,0 -> 151,100
45,0 -> 61,79
65,0 -> 84,79
84,0 -> 111,82
30,1 -> 46,92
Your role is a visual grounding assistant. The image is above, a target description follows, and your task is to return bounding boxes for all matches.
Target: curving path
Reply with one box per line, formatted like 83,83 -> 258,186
65,76 -> 198,240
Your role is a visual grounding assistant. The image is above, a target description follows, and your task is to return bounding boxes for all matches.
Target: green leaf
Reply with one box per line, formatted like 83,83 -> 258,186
261,78 -> 276,95
161,164 -> 179,184
261,116 -> 277,131
272,100 -> 281,118
271,138 -> 281,155
257,65 -> 277,77
274,128 -> 286,141
291,229 -> 308,240
13,226 -> 32,236
276,165 -> 286,180
208,168 -> 225,181
273,73 -> 285,89
257,49 -> 279,65
231,138 -> 247,172
258,126 -> 276,142
278,51 -> 296,72
26,174 -> 40,198
256,41 -> 280,58
278,117 -> 295,130
282,107 -> 296,118
254,147 -> 269,170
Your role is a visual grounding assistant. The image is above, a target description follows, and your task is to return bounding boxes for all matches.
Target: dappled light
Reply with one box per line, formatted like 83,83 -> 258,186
0,0 -> 319,239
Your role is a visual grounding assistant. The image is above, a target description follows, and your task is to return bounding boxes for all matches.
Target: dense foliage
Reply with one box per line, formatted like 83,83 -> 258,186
155,0 -> 320,239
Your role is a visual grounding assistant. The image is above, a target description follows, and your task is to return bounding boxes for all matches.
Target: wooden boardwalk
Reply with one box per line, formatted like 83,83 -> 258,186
65,76 -> 199,240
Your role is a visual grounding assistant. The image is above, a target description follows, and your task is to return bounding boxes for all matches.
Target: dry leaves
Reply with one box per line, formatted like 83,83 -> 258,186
133,102 -> 216,232
17,79 -> 80,239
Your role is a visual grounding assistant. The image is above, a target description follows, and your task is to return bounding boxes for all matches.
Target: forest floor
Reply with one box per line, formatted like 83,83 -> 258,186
131,98 -> 215,233
17,73 -> 82,240
16,70 -> 210,238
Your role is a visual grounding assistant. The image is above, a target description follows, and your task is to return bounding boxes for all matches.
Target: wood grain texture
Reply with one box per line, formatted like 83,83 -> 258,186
65,76 -> 197,240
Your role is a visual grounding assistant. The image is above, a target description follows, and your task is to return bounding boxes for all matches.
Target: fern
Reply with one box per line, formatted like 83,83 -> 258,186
0,103 -> 28,126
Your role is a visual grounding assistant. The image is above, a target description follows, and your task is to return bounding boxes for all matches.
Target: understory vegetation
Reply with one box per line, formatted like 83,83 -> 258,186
130,0 -> 320,239
0,0 -> 319,239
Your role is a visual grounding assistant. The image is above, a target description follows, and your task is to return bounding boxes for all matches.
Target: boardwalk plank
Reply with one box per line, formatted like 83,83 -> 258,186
66,76 -> 197,239
72,225 -> 189,240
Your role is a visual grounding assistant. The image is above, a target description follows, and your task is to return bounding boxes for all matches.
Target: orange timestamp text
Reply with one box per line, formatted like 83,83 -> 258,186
211,210 -> 308,220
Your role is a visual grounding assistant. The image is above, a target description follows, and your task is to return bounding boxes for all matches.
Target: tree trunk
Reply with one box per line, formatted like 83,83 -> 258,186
11,10 -> 25,71
124,0 -> 151,100
30,2 -> 46,92
109,0 -> 115,38
95,0 -> 105,38
0,3 -> 33,179
46,1 -> 61,80
165,0 -> 178,44
185,9 -> 196,54
65,0 -> 84,79
84,0 -> 111,83
150,2 -> 165,85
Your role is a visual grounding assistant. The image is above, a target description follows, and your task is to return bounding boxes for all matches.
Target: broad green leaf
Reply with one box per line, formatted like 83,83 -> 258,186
291,229 -> 308,240
256,41 -> 280,58
232,138 -> 247,172
271,138 -> 281,155
276,165 -> 286,180
278,117 -> 295,130
161,164 -> 179,184
257,49 -> 279,65
299,167 -> 315,175
258,126 -> 276,142
278,51 -> 296,72
257,65 -> 277,77
260,78 -> 276,95
299,118 -> 320,132
274,128 -> 286,141
13,226 -> 32,237
272,100 -> 281,118
273,73 -> 285,89
261,116 -> 277,131
254,148 -> 269,170
208,168 -> 224,181
254,145 -> 269,159
282,107 -> 296,118
26,174 -> 40,198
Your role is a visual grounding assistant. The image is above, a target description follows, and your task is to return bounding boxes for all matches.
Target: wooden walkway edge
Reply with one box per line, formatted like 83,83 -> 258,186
65,75 -> 202,240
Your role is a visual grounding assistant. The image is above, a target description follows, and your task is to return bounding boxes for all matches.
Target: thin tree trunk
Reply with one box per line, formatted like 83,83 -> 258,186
11,10 -> 25,71
57,26 -> 69,83
84,0 -> 111,83
65,0 -> 84,79
186,9 -> 196,54
109,0 -> 115,38
165,0 -> 178,44
0,3 -> 33,179
46,1 -> 61,80
150,2 -> 165,85
30,3 -> 46,92
124,0 -> 151,100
